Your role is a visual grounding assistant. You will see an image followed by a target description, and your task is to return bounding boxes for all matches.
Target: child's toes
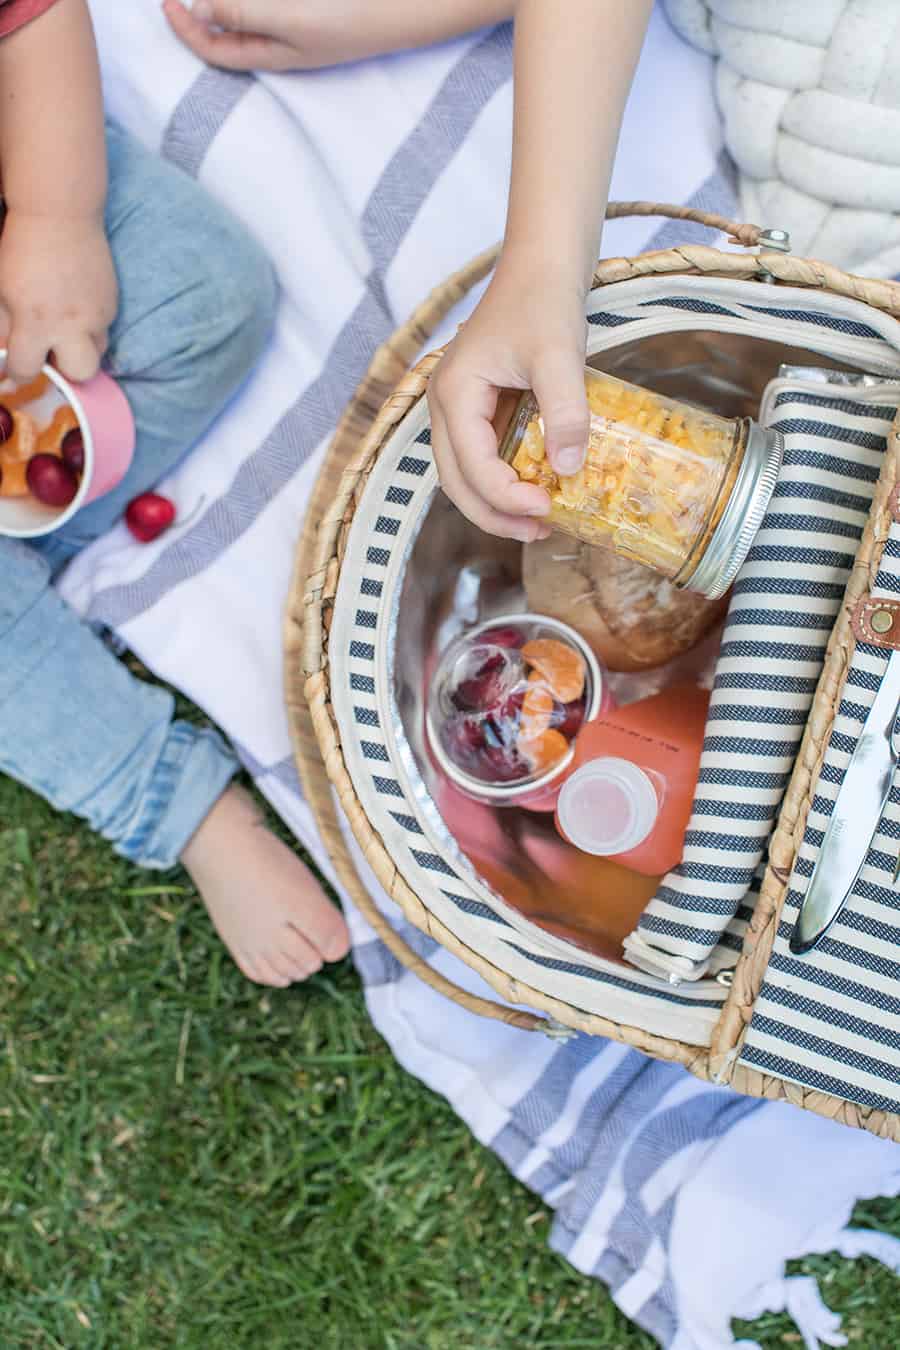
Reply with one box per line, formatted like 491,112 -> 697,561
254,955 -> 293,988
288,887 -> 350,963
279,926 -> 324,980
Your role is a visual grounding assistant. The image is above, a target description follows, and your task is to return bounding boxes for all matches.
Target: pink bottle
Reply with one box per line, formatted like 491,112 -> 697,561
555,683 -> 710,876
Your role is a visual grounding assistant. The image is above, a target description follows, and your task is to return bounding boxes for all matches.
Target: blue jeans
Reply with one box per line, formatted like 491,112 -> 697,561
0,124 -> 278,868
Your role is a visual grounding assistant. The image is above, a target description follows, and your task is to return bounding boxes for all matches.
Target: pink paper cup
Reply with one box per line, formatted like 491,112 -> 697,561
0,354 -> 135,538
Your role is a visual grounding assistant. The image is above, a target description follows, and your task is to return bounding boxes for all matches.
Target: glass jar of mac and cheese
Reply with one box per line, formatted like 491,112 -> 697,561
498,368 -> 783,599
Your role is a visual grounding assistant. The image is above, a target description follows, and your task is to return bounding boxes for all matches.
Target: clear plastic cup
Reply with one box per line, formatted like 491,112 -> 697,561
426,613 -> 610,811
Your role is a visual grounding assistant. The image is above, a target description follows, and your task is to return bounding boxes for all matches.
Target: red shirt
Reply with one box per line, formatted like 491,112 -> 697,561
0,0 -> 60,38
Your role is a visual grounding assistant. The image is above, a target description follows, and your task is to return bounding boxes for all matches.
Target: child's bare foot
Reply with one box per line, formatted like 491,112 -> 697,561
163,0 -> 514,73
181,785 -> 349,987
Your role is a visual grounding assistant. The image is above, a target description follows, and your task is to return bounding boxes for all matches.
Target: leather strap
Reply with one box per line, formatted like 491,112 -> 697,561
852,595 -> 900,650
849,484 -> 900,648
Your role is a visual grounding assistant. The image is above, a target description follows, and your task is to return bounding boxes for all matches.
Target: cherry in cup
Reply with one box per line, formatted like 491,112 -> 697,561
26,454 -> 79,507
0,385 -> 86,515
61,428 -> 85,475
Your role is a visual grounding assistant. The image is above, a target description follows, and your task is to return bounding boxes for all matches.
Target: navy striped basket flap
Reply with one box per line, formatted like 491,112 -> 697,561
625,377 -> 900,983
739,489 -> 900,1115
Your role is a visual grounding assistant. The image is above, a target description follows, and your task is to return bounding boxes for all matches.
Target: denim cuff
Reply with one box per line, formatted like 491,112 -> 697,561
114,721 -> 238,869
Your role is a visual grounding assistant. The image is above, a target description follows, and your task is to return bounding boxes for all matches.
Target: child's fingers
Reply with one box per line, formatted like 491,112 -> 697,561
430,403 -> 550,543
51,332 -> 103,384
446,403 -> 547,518
530,346 -> 590,477
432,368 -> 550,520
162,0 -> 297,70
3,320 -> 49,383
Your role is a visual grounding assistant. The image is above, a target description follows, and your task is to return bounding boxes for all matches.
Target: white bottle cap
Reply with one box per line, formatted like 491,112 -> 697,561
557,757 -> 659,857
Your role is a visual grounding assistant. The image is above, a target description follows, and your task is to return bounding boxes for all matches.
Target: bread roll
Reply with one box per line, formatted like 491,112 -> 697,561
523,535 -> 729,673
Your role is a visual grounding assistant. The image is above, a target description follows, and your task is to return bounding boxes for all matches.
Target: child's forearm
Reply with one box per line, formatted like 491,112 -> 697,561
0,0 -> 106,220
379,0 -> 514,49
501,0 -> 653,290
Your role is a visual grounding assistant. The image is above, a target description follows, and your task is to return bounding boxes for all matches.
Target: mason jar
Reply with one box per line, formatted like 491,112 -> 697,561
498,367 -> 783,600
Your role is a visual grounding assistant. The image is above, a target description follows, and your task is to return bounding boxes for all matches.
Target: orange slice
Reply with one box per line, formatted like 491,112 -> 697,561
0,410 -> 38,465
0,458 -> 29,497
0,373 -> 51,409
518,727 -> 569,775
37,405 -> 77,458
521,638 -> 585,704
519,673 -> 554,740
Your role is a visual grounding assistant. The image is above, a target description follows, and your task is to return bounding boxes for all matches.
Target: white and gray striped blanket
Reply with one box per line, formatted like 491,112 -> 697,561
57,4 -> 900,1345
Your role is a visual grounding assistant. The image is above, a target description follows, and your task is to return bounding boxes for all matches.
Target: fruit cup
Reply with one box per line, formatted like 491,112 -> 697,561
0,354 -> 135,538
426,614 -> 611,812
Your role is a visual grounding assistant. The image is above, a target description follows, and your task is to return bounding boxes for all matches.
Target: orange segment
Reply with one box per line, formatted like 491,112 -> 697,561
519,673 -> 554,740
36,405 -> 77,458
0,373 -> 51,409
518,728 -> 569,774
0,458 -> 29,497
0,410 -> 38,465
521,638 -> 585,704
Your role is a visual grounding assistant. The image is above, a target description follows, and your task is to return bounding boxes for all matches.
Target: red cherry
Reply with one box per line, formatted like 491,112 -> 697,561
552,695 -> 586,741
26,454 -> 78,506
477,625 -> 525,649
442,714 -> 485,769
452,649 -> 512,712
125,492 -> 176,543
442,713 -> 529,784
484,689 -> 526,750
61,427 -> 85,475
480,743 -> 528,783
0,405 -> 12,443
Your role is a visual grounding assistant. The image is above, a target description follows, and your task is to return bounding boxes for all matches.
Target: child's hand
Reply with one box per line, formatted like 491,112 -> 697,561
0,210 -> 117,383
427,260 -> 590,542
163,0 -> 514,72
163,0 -> 379,71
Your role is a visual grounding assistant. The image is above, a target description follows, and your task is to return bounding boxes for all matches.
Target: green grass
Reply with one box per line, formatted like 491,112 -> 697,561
1,770 -> 899,1348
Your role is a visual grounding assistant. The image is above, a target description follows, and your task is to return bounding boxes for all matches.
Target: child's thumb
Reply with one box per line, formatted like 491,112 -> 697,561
532,351 -> 590,478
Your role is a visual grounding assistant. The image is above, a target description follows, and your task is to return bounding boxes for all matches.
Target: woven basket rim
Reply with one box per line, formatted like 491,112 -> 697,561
285,201 -> 900,1140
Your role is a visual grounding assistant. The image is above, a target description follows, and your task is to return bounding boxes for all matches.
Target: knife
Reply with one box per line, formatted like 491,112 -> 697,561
790,651 -> 900,955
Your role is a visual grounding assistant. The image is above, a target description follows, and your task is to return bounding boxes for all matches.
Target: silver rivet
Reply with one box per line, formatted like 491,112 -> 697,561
871,608 -> 894,635
758,228 -> 791,253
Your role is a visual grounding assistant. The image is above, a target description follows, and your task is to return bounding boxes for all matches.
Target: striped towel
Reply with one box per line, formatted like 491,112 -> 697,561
627,378 -> 900,982
53,4 -> 900,1344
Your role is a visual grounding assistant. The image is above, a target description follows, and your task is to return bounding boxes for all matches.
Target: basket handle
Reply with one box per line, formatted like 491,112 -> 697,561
353,201 -> 768,415
605,200 -> 765,248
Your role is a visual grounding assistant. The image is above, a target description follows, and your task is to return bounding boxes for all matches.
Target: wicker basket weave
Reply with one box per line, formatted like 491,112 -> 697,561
285,203 -> 900,1140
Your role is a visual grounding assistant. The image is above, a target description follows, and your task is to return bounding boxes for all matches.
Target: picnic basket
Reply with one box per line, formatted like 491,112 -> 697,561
285,202 -> 900,1141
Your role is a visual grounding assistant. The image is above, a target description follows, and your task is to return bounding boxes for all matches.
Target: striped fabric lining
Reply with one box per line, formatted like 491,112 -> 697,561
337,420 -> 731,1047
742,554 -> 900,1112
627,385 -> 898,981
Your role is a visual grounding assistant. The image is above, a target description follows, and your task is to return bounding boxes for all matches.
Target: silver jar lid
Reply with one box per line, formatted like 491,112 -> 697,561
686,421 -> 784,600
